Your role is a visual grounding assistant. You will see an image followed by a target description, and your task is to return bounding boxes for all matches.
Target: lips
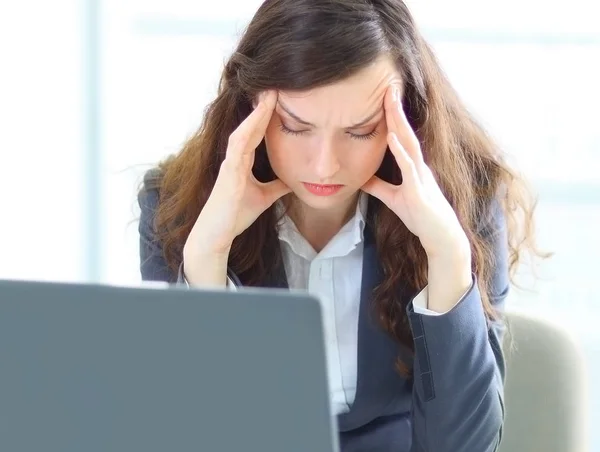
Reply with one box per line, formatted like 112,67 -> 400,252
302,183 -> 344,196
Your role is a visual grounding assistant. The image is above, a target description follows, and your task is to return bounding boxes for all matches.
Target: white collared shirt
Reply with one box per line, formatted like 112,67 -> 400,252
232,193 -> 443,414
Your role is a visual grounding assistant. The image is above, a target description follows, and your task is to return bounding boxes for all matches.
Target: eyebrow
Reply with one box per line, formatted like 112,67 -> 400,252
277,100 -> 382,129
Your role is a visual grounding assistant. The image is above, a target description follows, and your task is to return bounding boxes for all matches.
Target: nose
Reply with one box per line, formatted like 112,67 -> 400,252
313,138 -> 341,181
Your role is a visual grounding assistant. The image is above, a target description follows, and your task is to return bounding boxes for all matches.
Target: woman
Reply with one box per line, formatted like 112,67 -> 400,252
138,1 -> 542,451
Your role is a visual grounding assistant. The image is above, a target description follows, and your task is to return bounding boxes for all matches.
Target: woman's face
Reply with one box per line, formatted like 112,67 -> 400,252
264,57 -> 402,212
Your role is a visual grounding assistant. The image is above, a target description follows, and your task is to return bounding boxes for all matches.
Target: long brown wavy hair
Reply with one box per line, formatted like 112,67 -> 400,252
146,0 -> 545,361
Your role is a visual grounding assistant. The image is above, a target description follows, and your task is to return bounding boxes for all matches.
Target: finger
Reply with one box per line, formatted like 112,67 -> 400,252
387,132 -> 421,188
260,179 -> 292,206
227,90 -> 277,160
384,84 -> 400,132
384,85 -> 424,166
361,175 -> 395,207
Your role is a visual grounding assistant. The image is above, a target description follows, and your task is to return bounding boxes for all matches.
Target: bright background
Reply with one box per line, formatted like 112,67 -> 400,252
1,0 -> 598,446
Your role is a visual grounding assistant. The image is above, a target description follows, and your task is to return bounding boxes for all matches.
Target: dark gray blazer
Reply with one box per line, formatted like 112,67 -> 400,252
138,174 -> 507,452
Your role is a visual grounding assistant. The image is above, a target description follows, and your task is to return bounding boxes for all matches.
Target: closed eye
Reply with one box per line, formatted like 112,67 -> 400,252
279,124 -> 380,141
279,123 -> 307,136
349,129 -> 380,140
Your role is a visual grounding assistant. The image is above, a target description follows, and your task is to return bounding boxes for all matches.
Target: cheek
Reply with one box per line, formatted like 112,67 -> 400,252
348,139 -> 388,181
264,126 -> 300,180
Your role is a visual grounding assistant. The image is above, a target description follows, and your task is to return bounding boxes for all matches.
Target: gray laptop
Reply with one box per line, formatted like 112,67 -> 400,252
0,279 -> 339,452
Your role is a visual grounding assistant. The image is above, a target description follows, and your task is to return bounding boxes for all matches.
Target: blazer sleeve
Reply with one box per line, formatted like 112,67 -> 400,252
407,197 -> 508,452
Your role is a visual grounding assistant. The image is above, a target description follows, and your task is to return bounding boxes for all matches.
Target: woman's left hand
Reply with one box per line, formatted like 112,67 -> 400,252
361,84 -> 470,260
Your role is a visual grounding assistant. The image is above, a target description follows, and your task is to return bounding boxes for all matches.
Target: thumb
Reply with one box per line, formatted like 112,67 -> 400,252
261,179 -> 292,206
361,176 -> 394,207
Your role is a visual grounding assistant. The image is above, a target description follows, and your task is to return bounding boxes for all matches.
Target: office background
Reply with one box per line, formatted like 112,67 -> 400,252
0,0 -> 598,447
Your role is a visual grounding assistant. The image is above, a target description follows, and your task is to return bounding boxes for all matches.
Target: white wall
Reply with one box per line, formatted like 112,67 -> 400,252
0,1 -> 87,282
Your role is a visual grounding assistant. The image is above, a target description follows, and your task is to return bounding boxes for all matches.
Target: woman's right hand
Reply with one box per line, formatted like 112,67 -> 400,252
183,90 -> 290,272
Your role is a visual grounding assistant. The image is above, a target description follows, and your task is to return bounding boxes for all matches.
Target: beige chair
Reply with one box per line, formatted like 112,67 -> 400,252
499,311 -> 589,452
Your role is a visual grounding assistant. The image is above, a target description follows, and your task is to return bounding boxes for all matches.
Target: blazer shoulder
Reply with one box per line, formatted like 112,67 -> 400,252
138,167 -> 176,282
138,167 -> 164,214
139,167 -> 163,195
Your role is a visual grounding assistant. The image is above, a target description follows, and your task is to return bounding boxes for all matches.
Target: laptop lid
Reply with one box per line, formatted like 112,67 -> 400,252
0,279 -> 339,452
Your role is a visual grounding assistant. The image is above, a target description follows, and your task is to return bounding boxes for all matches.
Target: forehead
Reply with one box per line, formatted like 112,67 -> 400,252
278,57 -> 402,126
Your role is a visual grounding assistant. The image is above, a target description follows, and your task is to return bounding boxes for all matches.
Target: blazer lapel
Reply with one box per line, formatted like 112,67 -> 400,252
337,221 -> 413,432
